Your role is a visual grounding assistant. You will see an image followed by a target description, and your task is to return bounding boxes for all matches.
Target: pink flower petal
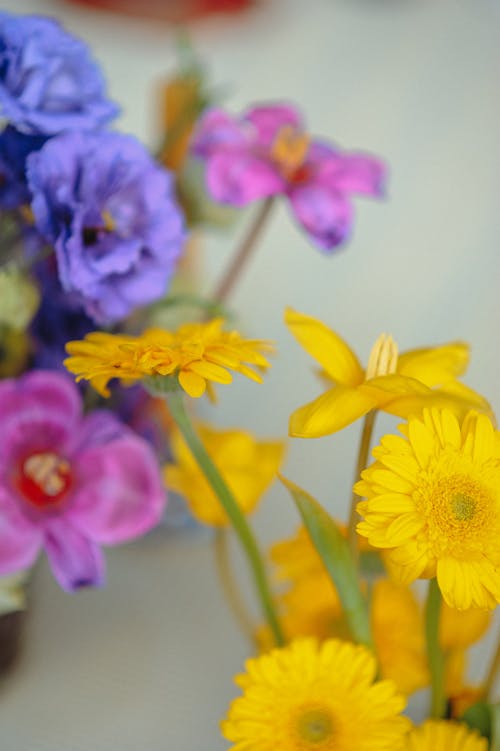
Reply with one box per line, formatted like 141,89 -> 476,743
0,370 -> 81,429
206,150 -> 284,207
69,437 -> 166,545
243,104 -> 303,147
44,519 -> 105,592
191,108 -> 246,157
289,183 -> 353,250
317,152 -> 387,197
0,487 -> 41,574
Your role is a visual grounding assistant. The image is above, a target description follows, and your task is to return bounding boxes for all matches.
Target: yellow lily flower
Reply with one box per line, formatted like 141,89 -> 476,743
285,308 -> 491,438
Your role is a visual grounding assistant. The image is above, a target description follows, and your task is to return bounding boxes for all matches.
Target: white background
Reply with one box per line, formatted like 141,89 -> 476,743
0,0 -> 499,748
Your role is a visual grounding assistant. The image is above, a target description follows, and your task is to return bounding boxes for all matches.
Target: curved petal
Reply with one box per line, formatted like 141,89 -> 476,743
44,519 -> 105,592
0,488 -> 41,574
69,437 -> 166,544
437,557 -> 500,610
359,374 -> 431,409
284,308 -> 363,386
397,342 -> 470,387
382,383 -> 493,421
316,152 -> 387,197
243,104 -> 302,147
67,409 -> 130,456
191,108 -> 246,157
288,183 -> 353,250
206,150 -> 284,207
289,386 -> 376,438
0,370 -> 81,428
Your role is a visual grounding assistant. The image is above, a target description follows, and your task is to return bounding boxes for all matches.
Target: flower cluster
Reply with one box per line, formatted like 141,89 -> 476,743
0,11 -> 498,751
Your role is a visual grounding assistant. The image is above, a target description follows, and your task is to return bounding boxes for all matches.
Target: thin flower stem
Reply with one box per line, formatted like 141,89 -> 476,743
166,390 -> 284,646
213,528 -> 256,645
347,410 -> 377,560
482,627 -> 500,700
211,197 -> 275,305
425,578 -> 446,718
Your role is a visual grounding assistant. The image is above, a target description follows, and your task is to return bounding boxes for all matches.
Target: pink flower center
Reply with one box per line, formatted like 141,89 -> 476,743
270,125 -> 311,183
17,452 -> 72,511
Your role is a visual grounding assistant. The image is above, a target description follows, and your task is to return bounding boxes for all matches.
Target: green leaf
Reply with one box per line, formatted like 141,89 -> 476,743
461,701 -> 492,741
280,475 -> 373,649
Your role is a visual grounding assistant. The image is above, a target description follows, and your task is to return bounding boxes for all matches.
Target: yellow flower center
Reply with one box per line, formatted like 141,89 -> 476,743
296,705 -> 335,747
365,333 -> 399,379
418,472 -> 496,556
271,125 -> 311,178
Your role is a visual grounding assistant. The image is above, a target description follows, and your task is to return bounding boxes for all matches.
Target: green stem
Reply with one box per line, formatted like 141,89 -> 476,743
482,627 -> 500,700
166,389 -> 284,646
426,578 -> 446,718
213,528 -> 256,645
347,410 -> 376,559
211,197 -> 275,305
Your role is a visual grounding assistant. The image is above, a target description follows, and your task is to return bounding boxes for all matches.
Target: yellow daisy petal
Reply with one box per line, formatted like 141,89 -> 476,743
178,369 -> 206,397
407,720 -> 488,751
285,308 -> 364,386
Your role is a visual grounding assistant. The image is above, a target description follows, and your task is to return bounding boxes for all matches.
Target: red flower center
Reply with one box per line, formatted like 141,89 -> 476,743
17,452 -> 72,511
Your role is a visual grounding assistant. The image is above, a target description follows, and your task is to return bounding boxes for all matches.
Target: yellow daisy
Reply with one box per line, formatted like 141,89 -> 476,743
164,423 -> 285,526
221,638 -> 410,751
64,318 -> 271,398
285,308 -> 490,438
355,408 -> 500,609
407,720 -> 487,751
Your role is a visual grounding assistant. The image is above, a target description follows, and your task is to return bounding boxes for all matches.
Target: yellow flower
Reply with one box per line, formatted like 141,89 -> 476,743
221,638 -> 410,751
356,408 -> 500,609
407,720 -> 487,751
164,423 -> 285,526
285,308 -> 490,438
64,318 -> 272,398
269,529 -> 426,695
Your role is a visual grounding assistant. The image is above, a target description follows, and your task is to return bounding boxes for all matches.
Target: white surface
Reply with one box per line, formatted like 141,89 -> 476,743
0,0 -> 499,748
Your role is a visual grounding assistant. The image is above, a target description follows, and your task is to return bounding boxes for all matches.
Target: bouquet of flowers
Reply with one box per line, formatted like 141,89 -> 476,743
0,10 -> 499,750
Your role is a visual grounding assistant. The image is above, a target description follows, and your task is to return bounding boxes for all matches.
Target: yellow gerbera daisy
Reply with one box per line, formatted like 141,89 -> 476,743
407,720 -> 487,751
355,408 -> 500,609
164,423 -> 285,526
221,638 -> 410,751
285,308 -> 490,438
64,318 -> 271,398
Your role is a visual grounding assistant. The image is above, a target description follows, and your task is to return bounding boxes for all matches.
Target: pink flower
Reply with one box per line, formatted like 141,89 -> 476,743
0,371 -> 166,591
192,103 -> 387,250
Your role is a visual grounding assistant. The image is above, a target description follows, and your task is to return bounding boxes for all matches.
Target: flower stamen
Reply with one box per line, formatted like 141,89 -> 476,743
365,333 -> 398,379
18,452 -> 72,510
296,706 -> 334,745
271,125 -> 310,177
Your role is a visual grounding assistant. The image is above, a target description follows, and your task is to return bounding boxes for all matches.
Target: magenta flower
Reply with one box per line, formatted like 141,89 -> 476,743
0,371 -> 166,591
192,103 -> 387,249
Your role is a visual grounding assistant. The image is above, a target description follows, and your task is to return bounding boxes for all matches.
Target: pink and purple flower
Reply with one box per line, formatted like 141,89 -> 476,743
0,370 -> 166,592
192,103 -> 387,250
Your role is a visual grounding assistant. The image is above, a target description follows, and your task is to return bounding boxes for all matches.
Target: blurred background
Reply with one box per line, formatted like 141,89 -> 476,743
0,0 -> 499,748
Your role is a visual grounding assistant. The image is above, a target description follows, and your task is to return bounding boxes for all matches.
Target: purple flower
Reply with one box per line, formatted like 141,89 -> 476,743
27,131 -> 186,324
30,258 -> 95,371
0,125 -> 46,209
0,13 -> 119,135
0,370 -> 166,592
192,103 -> 387,250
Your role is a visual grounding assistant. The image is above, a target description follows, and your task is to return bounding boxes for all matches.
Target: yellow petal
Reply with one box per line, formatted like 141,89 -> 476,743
289,385 -> 376,438
189,360 -> 233,384
360,374 -> 431,409
398,342 -> 470,387
178,369 -> 206,397
284,308 -> 364,386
